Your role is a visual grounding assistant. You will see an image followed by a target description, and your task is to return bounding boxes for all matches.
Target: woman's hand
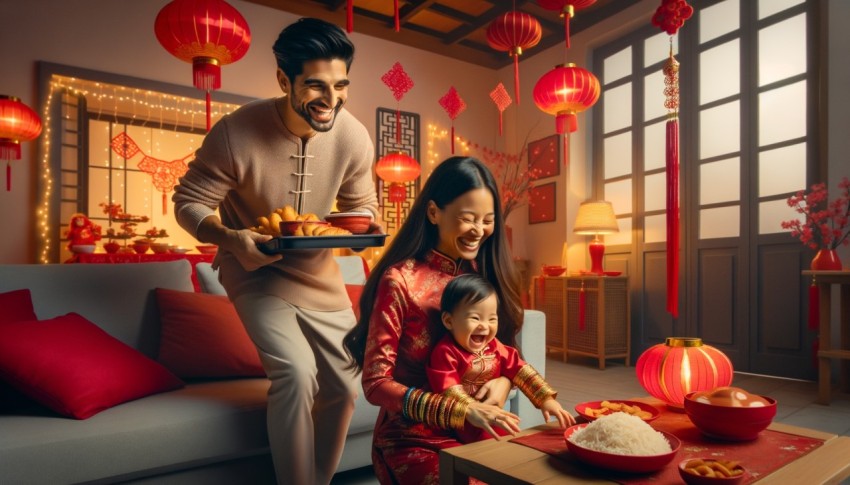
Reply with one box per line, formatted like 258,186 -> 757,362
540,399 -> 576,429
474,376 -> 512,407
466,401 -> 521,439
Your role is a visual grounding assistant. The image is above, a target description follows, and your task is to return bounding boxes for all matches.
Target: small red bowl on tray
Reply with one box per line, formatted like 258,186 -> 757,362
324,211 -> 373,234
575,400 -> 659,423
564,423 -> 681,473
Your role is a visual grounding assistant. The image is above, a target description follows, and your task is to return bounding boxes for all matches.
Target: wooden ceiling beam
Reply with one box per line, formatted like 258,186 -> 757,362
398,0 -> 435,24
441,0 -> 532,46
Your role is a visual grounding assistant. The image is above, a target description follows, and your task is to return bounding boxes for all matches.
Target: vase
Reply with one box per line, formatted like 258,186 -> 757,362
505,224 -> 513,251
811,249 -> 843,271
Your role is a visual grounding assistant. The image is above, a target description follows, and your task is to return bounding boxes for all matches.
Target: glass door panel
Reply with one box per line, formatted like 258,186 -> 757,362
699,102 -> 740,159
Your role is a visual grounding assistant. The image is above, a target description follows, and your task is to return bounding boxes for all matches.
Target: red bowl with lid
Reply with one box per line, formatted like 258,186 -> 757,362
542,265 -> 566,277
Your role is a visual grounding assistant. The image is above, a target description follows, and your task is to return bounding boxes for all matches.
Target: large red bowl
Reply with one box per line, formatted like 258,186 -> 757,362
564,423 -> 681,474
324,212 -> 373,234
684,391 -> 777,441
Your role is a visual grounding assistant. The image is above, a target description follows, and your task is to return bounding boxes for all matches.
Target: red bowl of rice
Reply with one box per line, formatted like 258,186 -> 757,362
564,415 -> 681,474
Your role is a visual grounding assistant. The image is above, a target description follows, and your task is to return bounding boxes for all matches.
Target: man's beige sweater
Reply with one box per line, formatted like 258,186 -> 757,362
174,97 -> 378,311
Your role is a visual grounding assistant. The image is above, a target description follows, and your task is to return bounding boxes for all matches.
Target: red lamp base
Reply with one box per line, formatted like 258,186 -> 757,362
588,239 -> 605,275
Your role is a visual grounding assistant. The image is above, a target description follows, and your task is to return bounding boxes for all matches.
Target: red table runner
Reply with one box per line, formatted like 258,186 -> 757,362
511,406 -> 824,484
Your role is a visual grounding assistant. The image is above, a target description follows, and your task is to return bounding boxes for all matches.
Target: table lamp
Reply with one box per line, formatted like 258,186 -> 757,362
573,200 -> 619,275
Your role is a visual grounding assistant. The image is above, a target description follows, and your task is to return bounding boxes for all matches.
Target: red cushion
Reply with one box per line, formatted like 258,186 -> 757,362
0,313 -> 184,419
155,288 -> 265,378
345,284 -> 364,319
0,289 -> 37,324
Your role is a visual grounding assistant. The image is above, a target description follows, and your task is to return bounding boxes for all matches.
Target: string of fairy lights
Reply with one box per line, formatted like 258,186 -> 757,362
37,75 -> 240,263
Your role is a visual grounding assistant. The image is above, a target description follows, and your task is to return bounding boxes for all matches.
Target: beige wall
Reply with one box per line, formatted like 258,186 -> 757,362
1,0 -> 847,268
0,0 -> 498,263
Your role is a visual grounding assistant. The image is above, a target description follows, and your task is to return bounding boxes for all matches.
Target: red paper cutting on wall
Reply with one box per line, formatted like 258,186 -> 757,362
110,133 -> 191,215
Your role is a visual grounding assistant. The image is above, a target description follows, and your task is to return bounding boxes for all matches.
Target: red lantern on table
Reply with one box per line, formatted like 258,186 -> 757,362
486,11 -> 542,105
154,0 -> 251,132
536,0 -> 597,48
636,337 -> 734,411
532,63 -> 600,165
375,151 -> 420,230
0,95 -> 42,192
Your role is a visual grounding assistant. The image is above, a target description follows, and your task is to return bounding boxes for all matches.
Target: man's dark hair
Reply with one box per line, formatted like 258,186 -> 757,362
272,17 -> 355,82
441,274 -> 498,315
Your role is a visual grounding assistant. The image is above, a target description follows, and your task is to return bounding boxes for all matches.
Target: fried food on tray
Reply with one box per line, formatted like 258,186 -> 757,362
683,458 -> 744,478
250,205 -> 351,237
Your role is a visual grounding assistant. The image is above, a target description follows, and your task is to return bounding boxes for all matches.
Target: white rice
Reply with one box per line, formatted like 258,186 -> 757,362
569,412 -> 672,456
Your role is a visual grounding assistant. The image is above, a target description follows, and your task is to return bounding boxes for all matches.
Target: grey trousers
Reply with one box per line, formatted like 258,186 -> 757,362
232,293 -> 358,485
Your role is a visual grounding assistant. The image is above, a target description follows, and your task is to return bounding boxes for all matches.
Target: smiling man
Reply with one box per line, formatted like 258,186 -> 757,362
173,17 -> 378,485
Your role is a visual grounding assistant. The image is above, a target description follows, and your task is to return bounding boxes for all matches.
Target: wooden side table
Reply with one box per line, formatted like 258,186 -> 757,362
564,275 -> 630,369
803,270 -> 850,405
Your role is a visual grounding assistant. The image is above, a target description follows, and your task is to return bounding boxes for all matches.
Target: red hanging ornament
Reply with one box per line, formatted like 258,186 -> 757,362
438,87 -> 467,155
381,62 -> 414,143
490,83 -> 512,136
536,0 -> 597,48
651,0 -> 694,35
532,63 -> 600,166
653,0 -> 691,318
375,151 -> 420,229
154,0 -> 251,132
347,0 -> 354,33
808,277 -> 820,331
578,280 -> 587,331
486,11 -> 542,105
0,95 -> 42,192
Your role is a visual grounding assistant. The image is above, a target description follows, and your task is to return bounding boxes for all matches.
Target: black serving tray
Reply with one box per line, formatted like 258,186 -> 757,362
257,233 -> 388,254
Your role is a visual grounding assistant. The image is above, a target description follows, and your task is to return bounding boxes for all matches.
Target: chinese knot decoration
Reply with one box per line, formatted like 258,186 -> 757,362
486,11 -> 542,105
439,87 -> 467,155
111,132 -> 191,215
375,151 -> 420,229
0,95 -> 42,192
489,83 -> 512,136
536,0 -> 597,49
651,0 -> 692,318
381,62 -> 414,143
154,0 -> 251,132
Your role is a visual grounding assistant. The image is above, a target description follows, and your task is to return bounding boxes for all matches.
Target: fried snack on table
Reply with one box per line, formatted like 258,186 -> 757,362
249,205 -> 351,237
280,205 -> 298,222
683,459 -> 744,478
584,400 -> 653,420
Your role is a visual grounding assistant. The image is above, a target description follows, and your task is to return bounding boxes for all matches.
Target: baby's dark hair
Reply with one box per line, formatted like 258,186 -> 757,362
440,274 -> 498,315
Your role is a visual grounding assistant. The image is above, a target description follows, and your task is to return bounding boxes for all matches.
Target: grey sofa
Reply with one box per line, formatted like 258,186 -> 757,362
0,258 -> 546,484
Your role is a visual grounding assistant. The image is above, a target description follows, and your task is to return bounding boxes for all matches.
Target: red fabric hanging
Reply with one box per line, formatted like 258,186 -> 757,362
666,119 -> 680,318
808,279 -> 819,330
347,0 -> 353,32
578,284 -> 586,331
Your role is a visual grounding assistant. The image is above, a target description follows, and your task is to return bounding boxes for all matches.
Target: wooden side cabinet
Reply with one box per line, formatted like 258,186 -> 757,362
565,275 -> 630,369
531,276 -> 568,361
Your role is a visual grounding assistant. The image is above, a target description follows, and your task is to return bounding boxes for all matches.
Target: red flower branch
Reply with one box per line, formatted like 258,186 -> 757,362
781,177 -> 850,250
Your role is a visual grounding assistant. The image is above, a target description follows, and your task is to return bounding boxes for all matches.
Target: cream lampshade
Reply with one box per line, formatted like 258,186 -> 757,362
573,200 -> 619,275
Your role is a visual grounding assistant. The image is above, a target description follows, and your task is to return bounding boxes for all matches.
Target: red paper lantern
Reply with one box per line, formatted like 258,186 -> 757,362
154,0 -> 251,131
486,11 -> 542,105
537,0 -> 597,48
0,95 -> 42,192
533,63 -> 600,135
636,337 -> 734,410
375,151 -> 420,228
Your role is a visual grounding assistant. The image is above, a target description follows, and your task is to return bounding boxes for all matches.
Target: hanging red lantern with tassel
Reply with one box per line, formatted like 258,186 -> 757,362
375,151 -> 420,230
532,63 -> 600,166
651,0 -> 692,318
154,0 -> 251,132
0,95 -> 42,192
486,10 -> 542,105
536,0 -> 597,49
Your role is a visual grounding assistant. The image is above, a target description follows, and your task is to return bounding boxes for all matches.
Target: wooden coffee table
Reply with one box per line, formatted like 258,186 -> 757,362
440,422 -> 850,484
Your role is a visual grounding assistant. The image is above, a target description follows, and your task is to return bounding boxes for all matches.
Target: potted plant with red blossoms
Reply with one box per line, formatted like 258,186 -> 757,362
781,176 -> 850,270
